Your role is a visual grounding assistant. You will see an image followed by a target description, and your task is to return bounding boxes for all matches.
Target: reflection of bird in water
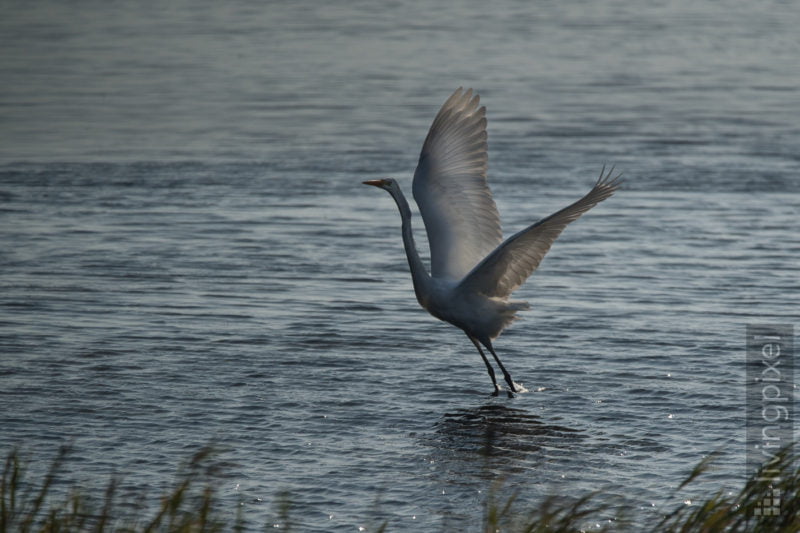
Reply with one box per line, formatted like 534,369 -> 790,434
434,405 -> 583,464
365,88 -> 621,396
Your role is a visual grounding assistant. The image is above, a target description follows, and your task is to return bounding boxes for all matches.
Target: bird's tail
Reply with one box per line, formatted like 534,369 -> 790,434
489,299 -> 530,339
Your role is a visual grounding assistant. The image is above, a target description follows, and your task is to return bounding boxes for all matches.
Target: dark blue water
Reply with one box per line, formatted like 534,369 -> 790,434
1,1 -> 799,530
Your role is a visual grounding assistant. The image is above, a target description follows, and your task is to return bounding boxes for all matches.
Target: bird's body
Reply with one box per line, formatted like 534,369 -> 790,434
365,88 -> 620,396
422,277 -> 527,342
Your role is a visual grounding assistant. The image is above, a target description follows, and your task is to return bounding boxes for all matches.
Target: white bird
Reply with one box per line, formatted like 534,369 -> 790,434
364,88 -> 621,397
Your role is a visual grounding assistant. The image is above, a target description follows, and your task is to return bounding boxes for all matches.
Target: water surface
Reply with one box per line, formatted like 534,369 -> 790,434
1,0 -> 799,530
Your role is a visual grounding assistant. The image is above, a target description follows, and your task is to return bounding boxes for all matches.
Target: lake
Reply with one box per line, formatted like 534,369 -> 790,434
1,0 -> 798,530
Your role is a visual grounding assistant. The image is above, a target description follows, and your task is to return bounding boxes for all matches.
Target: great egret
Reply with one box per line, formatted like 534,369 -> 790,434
364,88 -> 620,397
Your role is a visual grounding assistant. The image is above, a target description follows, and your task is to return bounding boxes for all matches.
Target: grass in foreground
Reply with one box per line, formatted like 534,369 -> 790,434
1,445 -> 236,533
482,445 -> 799,532
1,443 -> 797,532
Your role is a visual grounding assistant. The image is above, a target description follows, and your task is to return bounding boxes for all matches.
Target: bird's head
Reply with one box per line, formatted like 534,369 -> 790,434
362,178 -> 397,192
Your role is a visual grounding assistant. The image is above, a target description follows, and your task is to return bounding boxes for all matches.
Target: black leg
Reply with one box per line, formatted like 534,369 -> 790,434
484,340 -> 518,394
468,335 -> 500,396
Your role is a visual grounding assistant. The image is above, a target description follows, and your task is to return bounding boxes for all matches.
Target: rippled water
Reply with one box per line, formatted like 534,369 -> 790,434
1,0 -> 799,530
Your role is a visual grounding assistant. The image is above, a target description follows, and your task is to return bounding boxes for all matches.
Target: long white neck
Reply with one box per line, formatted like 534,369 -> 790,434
387,186 -> 431,305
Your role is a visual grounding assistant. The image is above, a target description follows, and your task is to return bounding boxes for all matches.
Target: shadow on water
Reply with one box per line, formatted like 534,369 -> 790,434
423,403 -> 585,480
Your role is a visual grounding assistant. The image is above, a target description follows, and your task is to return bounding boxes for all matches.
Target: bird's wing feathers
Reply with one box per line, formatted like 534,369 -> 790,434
412,88 -> 502,281
458,167 -> 622,299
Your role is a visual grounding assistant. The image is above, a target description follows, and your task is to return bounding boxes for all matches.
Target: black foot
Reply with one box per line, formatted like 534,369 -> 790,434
506,390 -> 515,399
491,389 -> 499,397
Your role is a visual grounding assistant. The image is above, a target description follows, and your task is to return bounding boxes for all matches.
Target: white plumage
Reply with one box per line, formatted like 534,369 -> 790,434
412,88 -> 501,281
365,88 -> 621,396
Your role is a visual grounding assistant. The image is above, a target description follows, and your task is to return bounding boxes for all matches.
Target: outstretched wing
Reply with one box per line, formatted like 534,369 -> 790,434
458,167 -> 622,299
412,88 -> 502,281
